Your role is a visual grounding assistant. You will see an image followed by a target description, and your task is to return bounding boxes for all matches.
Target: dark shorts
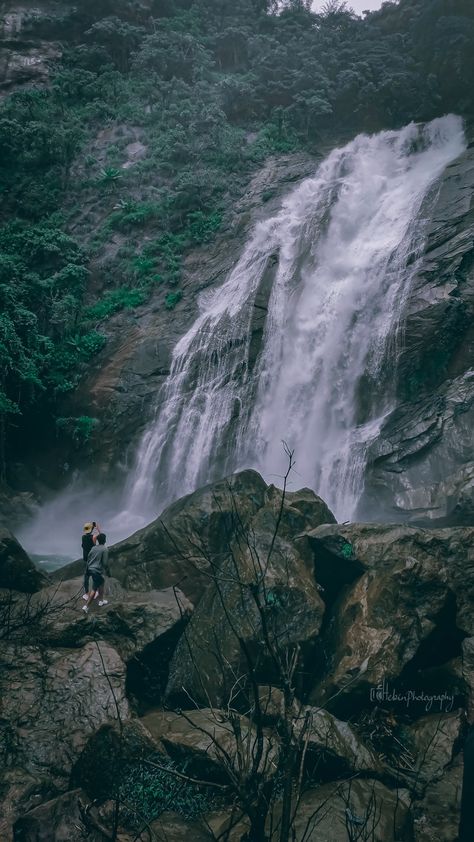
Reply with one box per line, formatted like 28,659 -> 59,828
90,571 -> 104,591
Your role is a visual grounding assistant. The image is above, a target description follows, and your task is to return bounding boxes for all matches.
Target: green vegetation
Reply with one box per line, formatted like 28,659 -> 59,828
119,753 -> 222,826
84,287 -> 146,321
1,0 -> 473,472
165,291 -> 183,310
55,415 -> 99,445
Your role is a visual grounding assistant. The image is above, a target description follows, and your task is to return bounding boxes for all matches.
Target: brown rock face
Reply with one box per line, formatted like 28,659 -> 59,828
296,705 -> 381,778
12,789 -> 104,842
3,474 -> 472,840
0,640 -> 129,830
306,523 -> 474,715
141,708 -> 278,783
291,780 -> 412,841
30,577 -> 192,660
0,527 -> 48,592
413,752 -> 464,842
53,470 -> 269,602
54,470 -> 335,608
362,138 -> 474,526
165,486 -> 331,706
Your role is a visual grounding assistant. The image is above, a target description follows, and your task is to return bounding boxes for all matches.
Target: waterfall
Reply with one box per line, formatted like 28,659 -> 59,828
122,115 -> 465,526
18,116 -> 466,562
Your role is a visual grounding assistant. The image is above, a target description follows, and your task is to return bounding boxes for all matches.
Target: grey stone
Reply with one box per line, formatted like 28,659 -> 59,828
0,528 -> 48,593
306,523 -> 474,712
141,708 -> 279,783
28,577 -> 192,661
0,640 -> 129,832
413,753 -> 463,842
286,779 -> 412,841
362,137 -> 474,525
12,789 -> 105,842
165,492 -> 327,706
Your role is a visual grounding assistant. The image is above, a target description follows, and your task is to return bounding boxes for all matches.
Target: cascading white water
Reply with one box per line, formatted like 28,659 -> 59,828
18,115 -> 466,562
122,115 -> 465,526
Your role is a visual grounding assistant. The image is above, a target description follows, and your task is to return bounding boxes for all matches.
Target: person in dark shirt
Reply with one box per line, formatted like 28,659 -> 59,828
82,533 -> 110,614
81,522 -> 99,599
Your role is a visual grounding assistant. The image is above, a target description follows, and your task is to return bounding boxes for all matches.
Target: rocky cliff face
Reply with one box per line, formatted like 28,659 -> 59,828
362,130 -> 474,526
0,2 -> 66,93
2,471 -> 473,840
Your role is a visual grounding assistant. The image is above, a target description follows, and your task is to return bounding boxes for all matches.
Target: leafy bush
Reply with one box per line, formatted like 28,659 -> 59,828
165,291 -> 183,310
84,287 -> 146,321
56,415 -> 99,445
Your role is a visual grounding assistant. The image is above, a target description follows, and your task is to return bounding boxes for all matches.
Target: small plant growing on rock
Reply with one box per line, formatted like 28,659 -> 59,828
56,415 -> 99,445
165,291 -> 182,310
98,166 -> 122,186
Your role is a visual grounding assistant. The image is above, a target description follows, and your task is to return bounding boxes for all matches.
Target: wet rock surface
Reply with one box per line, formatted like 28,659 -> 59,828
0,528 -> 48,592
165,479 -> 332,706
363,134 -> 474,525
141,708 -> 278,783
0,3 -> 68,94
11,789 -> 105,842
0,639 -> 129,830
54,469 -> 334,605
306,522 -> 474,713
290,779 -> 412,841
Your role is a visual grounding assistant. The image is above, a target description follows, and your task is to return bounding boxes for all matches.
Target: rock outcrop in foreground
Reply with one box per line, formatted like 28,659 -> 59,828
2,470 -> 473,840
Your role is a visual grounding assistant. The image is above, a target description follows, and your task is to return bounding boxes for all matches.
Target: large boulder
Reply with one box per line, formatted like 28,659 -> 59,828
53,471 -> 334,608
297,705 -> 381,778
407,711 -> 464,792
71,718 -> 164,804
288,779 -> 412,841
413,753 -> 463,842
385,711 -> 464,796
149,812 -> 211,842
0,640 -> 129,832
0,528 -> 48,593
306,523 -> 474,713
12,789 -> 105,842
141,708 -> 278,783
53,470 -> 269,603
29,577 -> 192,662
166,497 -> 327,706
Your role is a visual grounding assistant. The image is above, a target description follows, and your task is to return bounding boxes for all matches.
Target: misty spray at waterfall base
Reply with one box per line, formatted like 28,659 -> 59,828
19,116 -> 466,562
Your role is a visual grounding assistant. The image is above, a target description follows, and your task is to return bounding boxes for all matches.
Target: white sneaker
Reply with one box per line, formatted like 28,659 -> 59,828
98,600 -> 108,607
82,604 -> 89,614
82,594 -> 88,601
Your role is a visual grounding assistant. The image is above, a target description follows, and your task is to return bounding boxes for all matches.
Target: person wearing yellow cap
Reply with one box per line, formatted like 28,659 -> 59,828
81,521 -> 100,599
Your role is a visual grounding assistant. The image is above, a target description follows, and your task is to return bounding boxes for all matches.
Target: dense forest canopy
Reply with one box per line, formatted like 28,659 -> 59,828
0,0 -> 473,478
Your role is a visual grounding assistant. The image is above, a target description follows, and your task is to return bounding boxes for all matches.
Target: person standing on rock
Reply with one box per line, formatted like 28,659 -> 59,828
82,533 -> 109,614
81,522 -> 100,600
